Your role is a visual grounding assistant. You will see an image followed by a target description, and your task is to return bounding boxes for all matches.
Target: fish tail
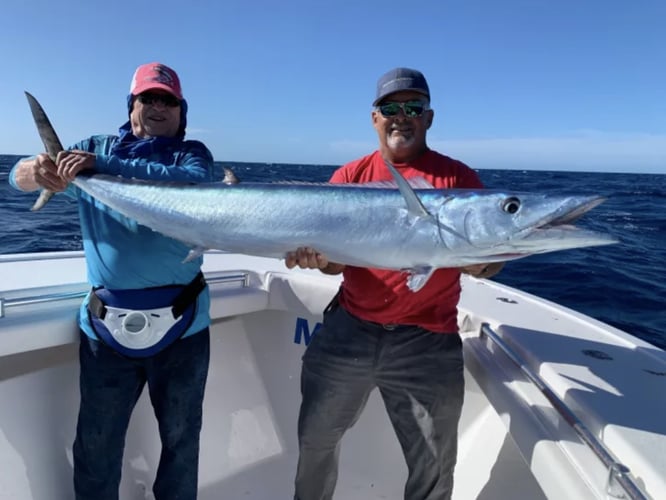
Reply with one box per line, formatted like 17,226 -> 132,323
30,189 -> 55,211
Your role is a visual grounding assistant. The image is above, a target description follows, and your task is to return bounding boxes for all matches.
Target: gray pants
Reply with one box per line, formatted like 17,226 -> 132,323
294,304 -> 465,500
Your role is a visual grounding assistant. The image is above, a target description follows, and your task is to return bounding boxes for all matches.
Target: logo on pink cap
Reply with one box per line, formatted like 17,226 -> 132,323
130,63 -> 183,100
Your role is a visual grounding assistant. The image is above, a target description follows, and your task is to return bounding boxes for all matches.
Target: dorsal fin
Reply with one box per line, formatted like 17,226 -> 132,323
384,160 -> 432,218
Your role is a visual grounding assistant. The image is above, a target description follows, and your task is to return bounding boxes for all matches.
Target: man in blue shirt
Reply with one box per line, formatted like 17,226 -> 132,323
10,62 -> 214,500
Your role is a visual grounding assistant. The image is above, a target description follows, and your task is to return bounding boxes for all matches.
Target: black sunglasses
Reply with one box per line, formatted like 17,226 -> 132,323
377,100 -> 429,118
136,93 -> 181,108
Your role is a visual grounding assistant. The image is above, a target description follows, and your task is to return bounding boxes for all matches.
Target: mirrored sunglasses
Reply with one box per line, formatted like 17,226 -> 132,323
377,100 -> 428,118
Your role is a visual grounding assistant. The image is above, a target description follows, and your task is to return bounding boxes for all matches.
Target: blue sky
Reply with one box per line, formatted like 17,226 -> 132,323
1,0 -> 664,173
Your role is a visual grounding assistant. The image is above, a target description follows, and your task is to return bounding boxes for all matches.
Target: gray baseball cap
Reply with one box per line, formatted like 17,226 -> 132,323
373,67 -> 430,106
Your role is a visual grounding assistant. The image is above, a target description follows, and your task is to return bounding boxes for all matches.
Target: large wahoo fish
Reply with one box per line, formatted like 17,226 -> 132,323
71,171 -> 617,291
25,92 -> 616,291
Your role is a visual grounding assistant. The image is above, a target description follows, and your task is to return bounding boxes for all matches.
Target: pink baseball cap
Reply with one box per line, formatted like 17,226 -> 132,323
129,62 -> 183,99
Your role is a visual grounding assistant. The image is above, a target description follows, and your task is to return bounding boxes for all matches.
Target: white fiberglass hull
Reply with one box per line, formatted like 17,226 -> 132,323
0,251 -> 663,500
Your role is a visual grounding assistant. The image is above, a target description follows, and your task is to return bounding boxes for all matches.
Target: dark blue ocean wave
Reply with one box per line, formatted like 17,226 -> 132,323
2,155 -> 664,349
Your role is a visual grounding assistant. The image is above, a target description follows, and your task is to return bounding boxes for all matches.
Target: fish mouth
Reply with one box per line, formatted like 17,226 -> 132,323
517,196 -> 607,236
543,196 -> 607,226
494,196 -> 617,259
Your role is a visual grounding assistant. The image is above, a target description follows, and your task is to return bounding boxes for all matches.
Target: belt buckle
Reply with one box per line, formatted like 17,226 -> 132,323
382,323 -> 398,331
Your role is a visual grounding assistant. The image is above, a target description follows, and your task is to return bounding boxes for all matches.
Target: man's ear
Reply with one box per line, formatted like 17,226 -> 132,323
426,109 -> 434,129
371,109 -> 381,130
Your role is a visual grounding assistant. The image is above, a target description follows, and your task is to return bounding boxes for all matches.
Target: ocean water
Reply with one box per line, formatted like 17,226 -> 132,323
1,154 -> 664,350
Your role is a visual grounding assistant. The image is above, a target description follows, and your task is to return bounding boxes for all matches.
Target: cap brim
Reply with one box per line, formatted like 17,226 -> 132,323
373,89 -> 429,106
132,83 -> 182,100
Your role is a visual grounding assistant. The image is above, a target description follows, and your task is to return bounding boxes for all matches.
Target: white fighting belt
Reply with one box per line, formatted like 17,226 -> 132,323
99,305 -> 183,350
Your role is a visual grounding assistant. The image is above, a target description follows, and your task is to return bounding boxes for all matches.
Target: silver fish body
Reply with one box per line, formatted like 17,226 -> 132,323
72,173 -> 616,290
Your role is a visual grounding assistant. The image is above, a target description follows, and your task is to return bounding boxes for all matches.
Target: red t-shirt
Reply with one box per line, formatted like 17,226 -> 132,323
331,149 -> 483,333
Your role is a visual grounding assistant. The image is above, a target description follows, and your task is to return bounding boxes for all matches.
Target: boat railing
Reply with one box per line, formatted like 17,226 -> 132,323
0,273 -> 250,319
480,323 -> 648,500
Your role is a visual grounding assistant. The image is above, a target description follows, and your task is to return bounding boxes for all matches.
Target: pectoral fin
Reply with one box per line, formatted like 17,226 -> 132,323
405,266 -> 437,292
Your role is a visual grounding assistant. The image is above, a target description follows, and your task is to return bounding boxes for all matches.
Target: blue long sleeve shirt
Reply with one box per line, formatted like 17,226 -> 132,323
10,134 -> 215,340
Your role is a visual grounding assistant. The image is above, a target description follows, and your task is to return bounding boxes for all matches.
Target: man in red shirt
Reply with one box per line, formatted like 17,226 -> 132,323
286,67 -> 503,500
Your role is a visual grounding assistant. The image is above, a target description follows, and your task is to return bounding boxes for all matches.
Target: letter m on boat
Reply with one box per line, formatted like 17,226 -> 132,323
294,318 -> 322,346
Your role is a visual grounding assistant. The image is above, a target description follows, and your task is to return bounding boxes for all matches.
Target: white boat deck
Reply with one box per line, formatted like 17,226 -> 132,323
0,251 -> 663,499
458,277 -> 666,500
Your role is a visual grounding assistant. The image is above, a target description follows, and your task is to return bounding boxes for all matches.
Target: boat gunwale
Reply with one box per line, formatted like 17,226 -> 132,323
480,322 -> 648,500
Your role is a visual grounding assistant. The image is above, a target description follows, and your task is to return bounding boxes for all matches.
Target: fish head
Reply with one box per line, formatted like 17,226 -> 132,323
433,190 -> 618,261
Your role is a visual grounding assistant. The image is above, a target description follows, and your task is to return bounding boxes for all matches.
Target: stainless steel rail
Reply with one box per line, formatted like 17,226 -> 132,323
480,323 -> 648,500
0,273 -> 249,319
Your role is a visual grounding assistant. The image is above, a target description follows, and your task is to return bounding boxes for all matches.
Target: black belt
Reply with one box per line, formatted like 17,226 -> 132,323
344,307 -> 418,333
88,272 -> 206,320
329,290 -> 416,332
365,320 -> 417,332
380,323 -> 403,331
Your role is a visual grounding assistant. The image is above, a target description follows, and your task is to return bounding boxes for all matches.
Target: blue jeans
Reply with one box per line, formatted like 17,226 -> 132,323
73,329 -> 210,500
294,305 -> 465,500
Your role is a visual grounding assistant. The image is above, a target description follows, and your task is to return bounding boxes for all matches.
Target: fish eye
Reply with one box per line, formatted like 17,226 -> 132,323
502,197 -> 521,214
